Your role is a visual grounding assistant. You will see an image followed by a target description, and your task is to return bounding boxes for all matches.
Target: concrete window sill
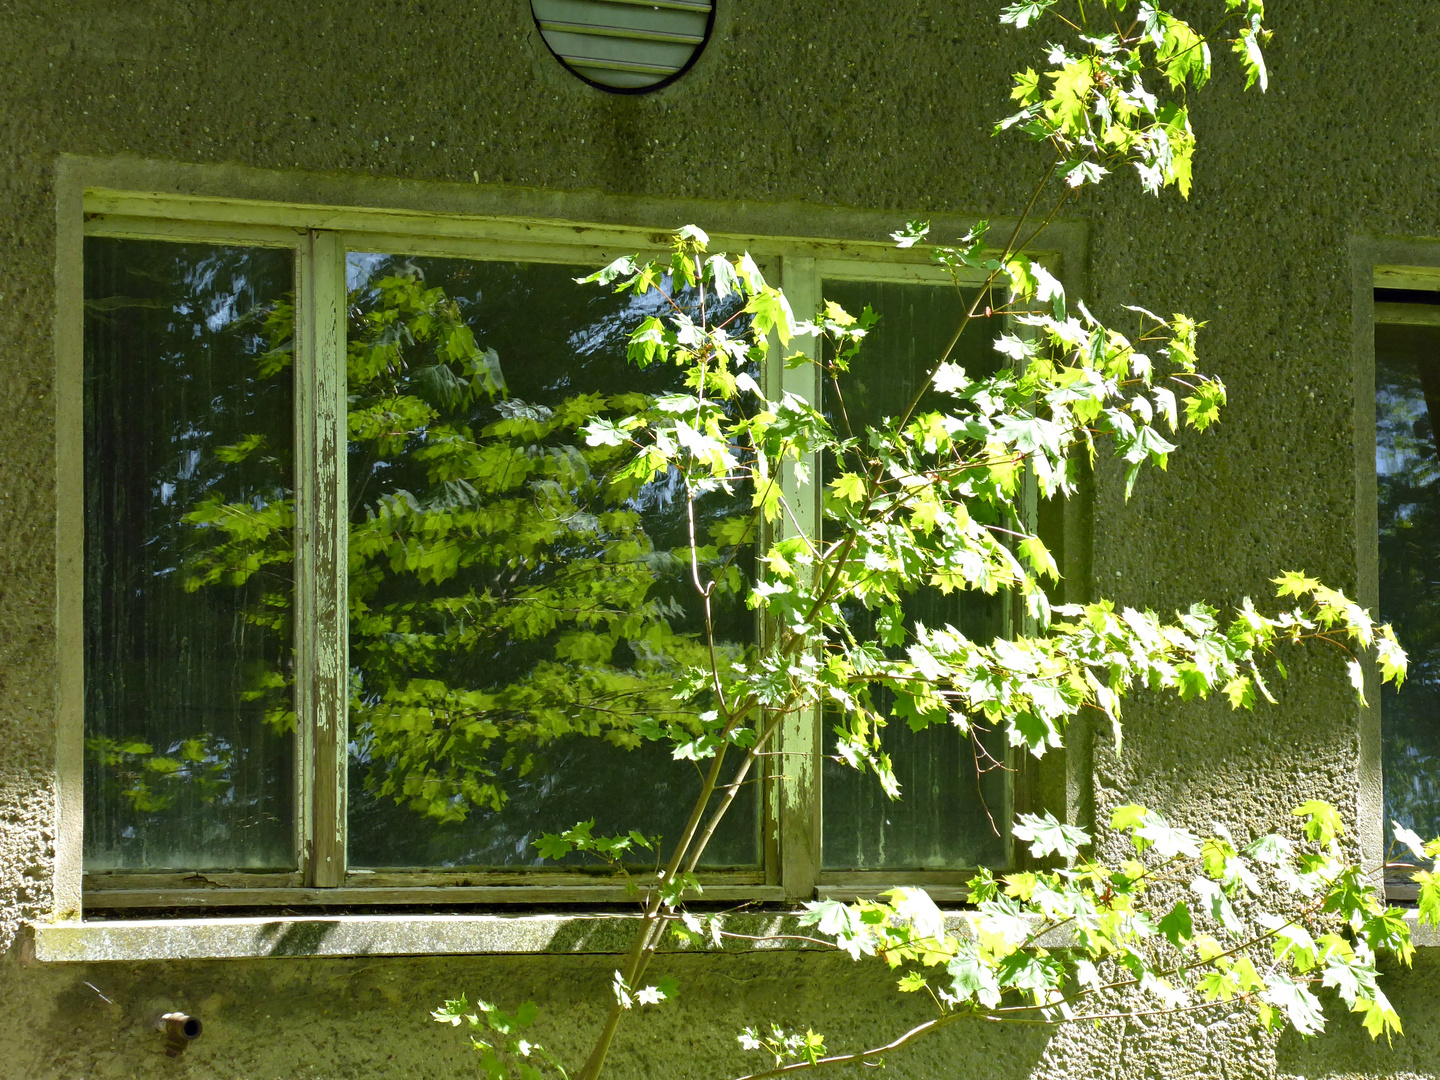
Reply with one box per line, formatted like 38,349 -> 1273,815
20,912 -> 826,963
22,909 -> 1439,964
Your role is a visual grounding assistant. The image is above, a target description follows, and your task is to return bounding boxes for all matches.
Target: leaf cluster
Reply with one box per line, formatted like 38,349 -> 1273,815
432,995 -> 569,1080
998,0 -> 1270,198
791,801 -> 1427,1046
579,226 -> 1406,803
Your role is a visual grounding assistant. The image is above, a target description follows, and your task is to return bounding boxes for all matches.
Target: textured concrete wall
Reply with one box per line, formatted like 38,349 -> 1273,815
1,0 -> 1439,1076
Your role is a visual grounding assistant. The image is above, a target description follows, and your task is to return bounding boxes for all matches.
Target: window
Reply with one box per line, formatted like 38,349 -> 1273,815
1375,267 -> 1440,874
63,190 -> 1071,910
816,279 -> 1015,886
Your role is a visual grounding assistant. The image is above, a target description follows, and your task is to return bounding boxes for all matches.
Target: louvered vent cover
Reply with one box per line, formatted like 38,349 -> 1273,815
532,0 -> 714,92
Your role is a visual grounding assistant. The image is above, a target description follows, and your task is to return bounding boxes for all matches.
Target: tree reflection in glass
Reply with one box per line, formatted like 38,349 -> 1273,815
1377,308 -> 1440,855
342,256 -> 758,869
83,238 -> 296,871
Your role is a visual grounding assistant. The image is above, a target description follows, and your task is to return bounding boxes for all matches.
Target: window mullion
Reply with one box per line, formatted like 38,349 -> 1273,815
296,230 -> 349,888
772,254 -> 823,901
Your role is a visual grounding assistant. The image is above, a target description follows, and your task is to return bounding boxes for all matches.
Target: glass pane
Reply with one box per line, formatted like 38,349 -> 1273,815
820,280 -> 1009,870
83,238 -> 296,871
1377,306 -> 1440,854
344,254 -> 758,869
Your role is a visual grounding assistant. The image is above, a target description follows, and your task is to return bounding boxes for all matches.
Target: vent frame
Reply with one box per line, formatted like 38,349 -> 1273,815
531,0 -> 717,94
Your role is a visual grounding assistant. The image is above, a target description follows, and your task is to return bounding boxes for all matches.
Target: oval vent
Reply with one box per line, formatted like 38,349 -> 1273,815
532,0 -> 715,93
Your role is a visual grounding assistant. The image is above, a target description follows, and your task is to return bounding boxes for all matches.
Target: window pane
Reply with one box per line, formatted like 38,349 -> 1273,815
344,255 -> 758,869
83,238 -> 296,871
820,280 -> 1009,870
1377,307 -> 1440,851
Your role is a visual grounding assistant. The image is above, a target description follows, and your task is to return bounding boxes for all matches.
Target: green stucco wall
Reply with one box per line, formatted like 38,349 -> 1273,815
2,0 -> 1439,1076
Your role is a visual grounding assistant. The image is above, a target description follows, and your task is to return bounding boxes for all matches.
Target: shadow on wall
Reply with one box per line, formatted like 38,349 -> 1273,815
8,951 -> 1056,1080
256,921 -> 340,958
595,95 -> 648,181
1276,950 -> 1440,1077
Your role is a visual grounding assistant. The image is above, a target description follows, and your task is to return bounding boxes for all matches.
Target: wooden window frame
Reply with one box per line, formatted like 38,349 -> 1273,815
58,183 -> 1079,913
